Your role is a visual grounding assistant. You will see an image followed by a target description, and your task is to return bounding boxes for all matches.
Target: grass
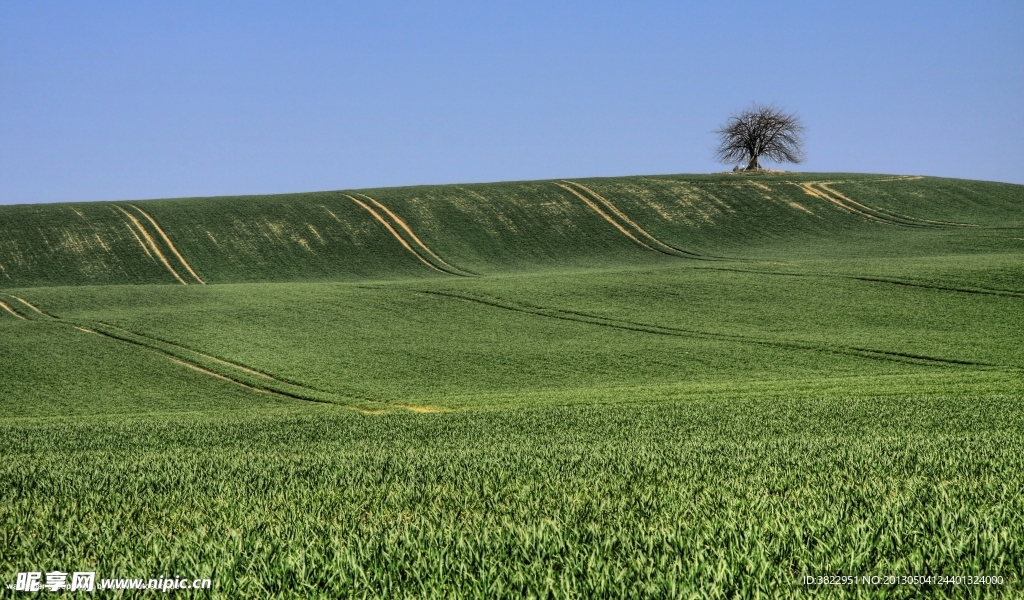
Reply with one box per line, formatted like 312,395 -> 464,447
1,172 -> 1022,597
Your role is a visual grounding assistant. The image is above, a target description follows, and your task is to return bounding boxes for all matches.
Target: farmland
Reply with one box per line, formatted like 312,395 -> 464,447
1,173 -> 1023,597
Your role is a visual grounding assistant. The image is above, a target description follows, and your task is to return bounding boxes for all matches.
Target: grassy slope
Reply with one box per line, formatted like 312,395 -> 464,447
5,258 -> 1023,414
2,173 -> 1021,287
2,173 -> 1023,597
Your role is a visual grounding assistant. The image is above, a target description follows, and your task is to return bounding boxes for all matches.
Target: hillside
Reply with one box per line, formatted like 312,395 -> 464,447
2,173 -> 1021,287
2,172 -> 1023,597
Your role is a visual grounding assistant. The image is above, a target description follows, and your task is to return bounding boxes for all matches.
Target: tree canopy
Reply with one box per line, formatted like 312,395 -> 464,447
715,105 -> 805,171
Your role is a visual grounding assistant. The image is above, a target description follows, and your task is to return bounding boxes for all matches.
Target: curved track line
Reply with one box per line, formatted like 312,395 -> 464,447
692,266 -> 1024,299
80,324 -> 342,404
168,358 -> 270,393
817,184 -> 978,227
816,183 -> 933,227
124,223 -> 155,262
355,193 -> 470,275
563,180 -> 702,257
798,183 -> 902,225
800,182 -> 970,229
9,295 -> 48,316
346,195 -> 450,274
5,293 -> 390,412
112,206 -> 188,285
96,321 -> 292,382
552,183 -> 661,252
128,205 -> 206,283
0,300 -> 26,320
420,290 -> 1001,369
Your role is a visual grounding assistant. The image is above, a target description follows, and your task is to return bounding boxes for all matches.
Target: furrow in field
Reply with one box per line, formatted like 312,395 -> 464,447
419,290 -> 1001,369
355,193 -> 473,276
561,181 -> 704,258
551,183 -> 662,253
128,204 -> 206,283
0,300 -> 27,320
346,195 -> 450,274
89,322 -> 323,393
8,295 -> 54,317
112,206 -> 189,285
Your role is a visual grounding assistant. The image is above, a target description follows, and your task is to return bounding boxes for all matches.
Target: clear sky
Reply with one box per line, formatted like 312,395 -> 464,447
1,1 -> 1021,205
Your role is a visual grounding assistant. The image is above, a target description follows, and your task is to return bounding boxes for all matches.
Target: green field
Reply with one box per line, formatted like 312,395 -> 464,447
2,173 -> 1022,597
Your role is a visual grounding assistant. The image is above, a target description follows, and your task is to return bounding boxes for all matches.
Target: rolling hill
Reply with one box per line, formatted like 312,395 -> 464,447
2,172 -> 1020,287
2,172 -> 1022,597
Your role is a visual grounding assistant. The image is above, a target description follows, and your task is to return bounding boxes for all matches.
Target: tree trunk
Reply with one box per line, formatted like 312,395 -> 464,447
746,155 -> 761,171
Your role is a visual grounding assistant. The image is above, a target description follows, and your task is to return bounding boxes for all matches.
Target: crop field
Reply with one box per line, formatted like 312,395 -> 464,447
1,173 -> 1023,597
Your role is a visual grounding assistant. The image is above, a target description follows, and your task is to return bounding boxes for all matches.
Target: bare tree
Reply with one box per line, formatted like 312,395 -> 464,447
715,104 -> 805,171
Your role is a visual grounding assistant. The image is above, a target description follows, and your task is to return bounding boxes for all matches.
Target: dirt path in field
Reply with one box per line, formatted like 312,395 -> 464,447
346,195 -> 450,274
128,205 -> 206,283
355,193 -> 470,275
113,206 -> 189,285
0,300 -> 26,320
557,181 -> 703,258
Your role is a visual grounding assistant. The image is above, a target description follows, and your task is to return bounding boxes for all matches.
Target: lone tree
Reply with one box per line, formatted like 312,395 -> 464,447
715,104 -> 804,171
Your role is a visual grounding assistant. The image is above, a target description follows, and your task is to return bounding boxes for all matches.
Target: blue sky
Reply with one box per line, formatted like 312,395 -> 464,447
1,1 -> 1021,204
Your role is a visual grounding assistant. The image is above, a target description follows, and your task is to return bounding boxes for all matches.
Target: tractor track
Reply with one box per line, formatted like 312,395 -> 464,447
562,181 -> 705,257
797,183 -> 978,229
354,193 -> 474,276
3,293 -> 388,411
0,300 -> 26,320
554,181 -> 710,260
689,266 -> 1024,300
112,205 -> 189,285
347,195 -> 455,275
419,290 -> 1004,370
127,205 -> 206,283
